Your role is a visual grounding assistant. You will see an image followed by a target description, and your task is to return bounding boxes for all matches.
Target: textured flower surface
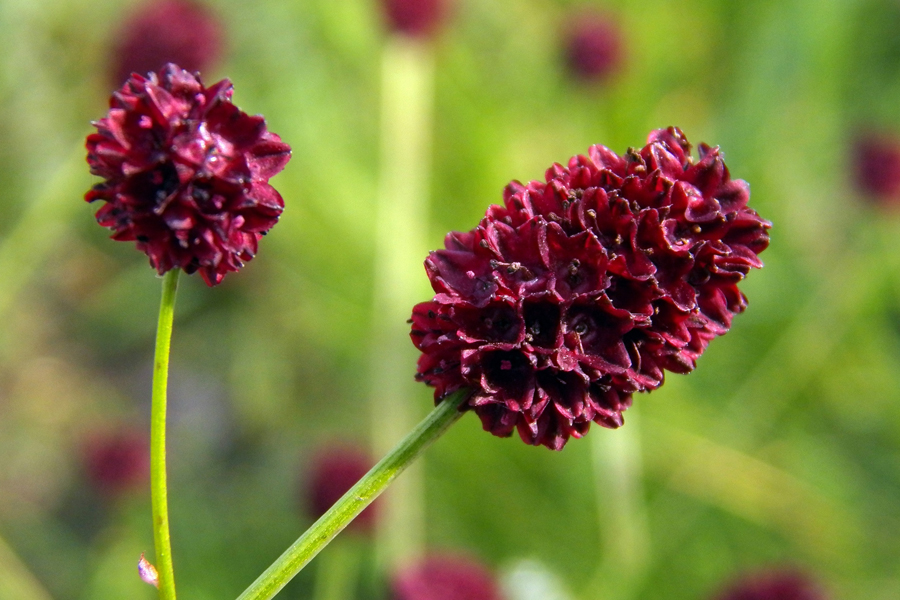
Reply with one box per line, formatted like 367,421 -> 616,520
391,554 -> 503,600
852,133 -> 900,204
411,127 -> 770,449
563,10 -> 624,82
86,64 -> 291,286
382,0 -> 450,38
714,569 -> 828,600
304,445 -> 378,534
112,0 -> 224,86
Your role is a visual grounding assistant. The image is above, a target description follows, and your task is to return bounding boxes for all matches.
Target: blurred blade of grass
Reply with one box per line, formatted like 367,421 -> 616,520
0,534 -> 54,600
369,35 -> 435,567
719,220 -> 900,446
643,419 -> 863,565
587,406 -> 651,600
0,145 -> 86,332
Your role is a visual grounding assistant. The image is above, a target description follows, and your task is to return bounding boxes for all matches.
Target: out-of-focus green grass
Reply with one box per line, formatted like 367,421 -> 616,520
1,0 -> 900,599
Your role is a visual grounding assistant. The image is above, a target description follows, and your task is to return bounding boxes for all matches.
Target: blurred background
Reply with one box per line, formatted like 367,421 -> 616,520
0,0 -> 899,598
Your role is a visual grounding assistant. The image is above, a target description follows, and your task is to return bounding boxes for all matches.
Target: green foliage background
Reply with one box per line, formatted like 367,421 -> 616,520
1,0 -> 899,598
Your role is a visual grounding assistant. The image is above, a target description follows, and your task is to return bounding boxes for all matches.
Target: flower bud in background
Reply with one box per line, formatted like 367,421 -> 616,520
304,445 -> 378,534
82,429 -> 149,497
411,127 -> 770,449
562,10 -> 624,82
85,63 -> 291,286
852,132 -> 900,205
391,553 -> 503,600
381,0 -> 451,38
713,569 -> 828,600
111,0 -> 224,86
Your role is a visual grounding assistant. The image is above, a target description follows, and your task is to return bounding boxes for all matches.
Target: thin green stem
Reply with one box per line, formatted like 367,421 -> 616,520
151,269 -> 180,600
236,389 -> 470,600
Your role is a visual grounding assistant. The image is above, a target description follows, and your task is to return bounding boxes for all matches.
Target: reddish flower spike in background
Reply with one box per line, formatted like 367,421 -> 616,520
86,64 -> 291,286
563,10 -> 624,82
382,0 -> 450,38
391,553 -> 503,600
852,133 -> 900,205
714,569 -> 828,600
305,445 -> 379,534
83,429 -> 149,497
112,0 -> 224,86
411,127 -> 771,450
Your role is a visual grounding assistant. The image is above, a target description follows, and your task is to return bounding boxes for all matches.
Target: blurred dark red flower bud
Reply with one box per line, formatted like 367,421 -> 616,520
852,133 -> 900,204
411,127 -> 770,450
381,0 -> 450,38
83,429 -> 149,497
112,0 -> 224,86
305,445 -> 378,534
391,553 -> 503,600
85,64 -> 291,286
563,11 -> 624,82
714,569 -> 828,600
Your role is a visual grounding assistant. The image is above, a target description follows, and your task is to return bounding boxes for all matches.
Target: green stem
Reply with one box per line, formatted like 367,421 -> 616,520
151,269 -> 180,600
236,389 -> 470,600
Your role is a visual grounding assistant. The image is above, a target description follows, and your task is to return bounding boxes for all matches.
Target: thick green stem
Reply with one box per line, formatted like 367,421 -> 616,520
151,269 -> 180,600
236,389 -> 470,600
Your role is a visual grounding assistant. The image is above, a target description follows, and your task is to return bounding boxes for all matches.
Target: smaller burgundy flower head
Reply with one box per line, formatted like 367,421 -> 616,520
86,64 -> 291,286
112,0 -> 224,87
381,0 -> 451,38
411,127 -> 770,450
563,10 -> 624,82
852,132 -> 900,205
83,429 -> 149,497
391,553 -> 503,600
714,569 -> 828,600
304,445 -> 378,534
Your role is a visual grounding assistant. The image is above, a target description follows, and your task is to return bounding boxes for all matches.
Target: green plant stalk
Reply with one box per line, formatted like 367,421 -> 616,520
151,269 -> 180,600
370,34 -> 435,565
236,389 -> 470,600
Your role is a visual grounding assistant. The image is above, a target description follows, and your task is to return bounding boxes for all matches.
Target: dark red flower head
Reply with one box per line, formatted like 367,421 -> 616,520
381,0 -> 450,38
563,10 -> 624,82
391,553 -> 503,600
714,569 -> 828,600
304,445 -> 378,534
83,429 -> 149,497
85,64 -> 291,286
410,127 -> 770,450
112,0 -> 224,87
852,132 -> 900,205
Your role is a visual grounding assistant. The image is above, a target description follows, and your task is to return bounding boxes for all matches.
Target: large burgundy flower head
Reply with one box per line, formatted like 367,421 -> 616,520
303,445 -> 379,535
85,64 -> 291,286
391,553 -> 503,600
111,0 -> 224,87
563,10 -> 624,82
411,127 -> 770,449
713,569 -> 828,600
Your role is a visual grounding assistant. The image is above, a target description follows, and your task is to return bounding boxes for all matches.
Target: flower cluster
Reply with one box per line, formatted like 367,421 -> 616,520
410,127 -> 770,449
391,554 -> 502,600
303,445 -> 378,534
111,0 -> 224,87
381,0 -> 450,38
563,10 -> 624,82
714,569 -> 828,600
852,132 -> 900,205
85,64 -> 291,286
